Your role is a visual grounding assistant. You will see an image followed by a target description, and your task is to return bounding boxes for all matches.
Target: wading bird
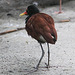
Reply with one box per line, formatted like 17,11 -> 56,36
20,5 -> 57,70
55,0 -> 62,14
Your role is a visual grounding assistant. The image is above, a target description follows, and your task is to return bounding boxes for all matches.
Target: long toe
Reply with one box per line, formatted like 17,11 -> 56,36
33,66 -> 39,71
45,63 -> 50,69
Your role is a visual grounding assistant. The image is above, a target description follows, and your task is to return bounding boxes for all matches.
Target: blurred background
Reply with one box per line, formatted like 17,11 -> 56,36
0,0 -> 71,19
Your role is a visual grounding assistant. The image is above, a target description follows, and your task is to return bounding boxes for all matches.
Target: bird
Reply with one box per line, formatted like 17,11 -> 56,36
20,5 -> 57,70
58,0 -> 62,13
55,0 -> 62,14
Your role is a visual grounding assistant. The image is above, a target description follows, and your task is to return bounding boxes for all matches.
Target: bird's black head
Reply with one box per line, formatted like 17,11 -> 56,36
26,5 -> 40,16
20,5 -> 39,23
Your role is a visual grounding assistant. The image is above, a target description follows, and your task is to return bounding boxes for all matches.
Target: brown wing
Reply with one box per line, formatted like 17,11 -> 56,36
40,13 -> 54,25
25,13 -> 57,44
25,16 -> 40,40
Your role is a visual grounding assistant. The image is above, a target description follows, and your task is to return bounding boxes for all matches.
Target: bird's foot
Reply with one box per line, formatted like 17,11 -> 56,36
33,66 -> 38,71
54,11 -> 63,14
45,63 -> 50,69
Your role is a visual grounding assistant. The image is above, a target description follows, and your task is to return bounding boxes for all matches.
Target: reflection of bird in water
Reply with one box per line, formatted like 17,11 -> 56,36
20,5 -> 57,70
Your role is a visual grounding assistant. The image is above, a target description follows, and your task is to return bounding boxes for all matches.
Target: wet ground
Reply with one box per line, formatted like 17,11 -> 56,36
0,1 -> 75,75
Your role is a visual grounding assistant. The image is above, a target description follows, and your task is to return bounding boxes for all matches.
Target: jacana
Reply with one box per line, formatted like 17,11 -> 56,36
20,5 -> 57,70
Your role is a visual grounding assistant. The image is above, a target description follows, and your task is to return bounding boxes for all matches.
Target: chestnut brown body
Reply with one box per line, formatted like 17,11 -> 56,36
25,13 -> 57,44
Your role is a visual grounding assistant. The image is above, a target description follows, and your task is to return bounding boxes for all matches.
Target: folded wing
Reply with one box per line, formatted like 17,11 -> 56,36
25,13 -> 57,44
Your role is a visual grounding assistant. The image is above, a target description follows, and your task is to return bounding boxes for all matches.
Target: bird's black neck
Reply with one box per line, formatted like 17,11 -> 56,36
25,15 -> 31,23
25,14 -> 35,23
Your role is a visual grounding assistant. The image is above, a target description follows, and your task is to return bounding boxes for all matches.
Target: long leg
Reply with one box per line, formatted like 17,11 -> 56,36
59,0 -> 62,13
35,43 -> 45,69
55,0 -> 62,14
45,43 -> 50,68
47,43 -> 50,68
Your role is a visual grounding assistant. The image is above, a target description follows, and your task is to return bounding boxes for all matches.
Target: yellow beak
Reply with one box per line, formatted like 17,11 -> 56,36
19,13 -> 25,16
19,11 -> 28,16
